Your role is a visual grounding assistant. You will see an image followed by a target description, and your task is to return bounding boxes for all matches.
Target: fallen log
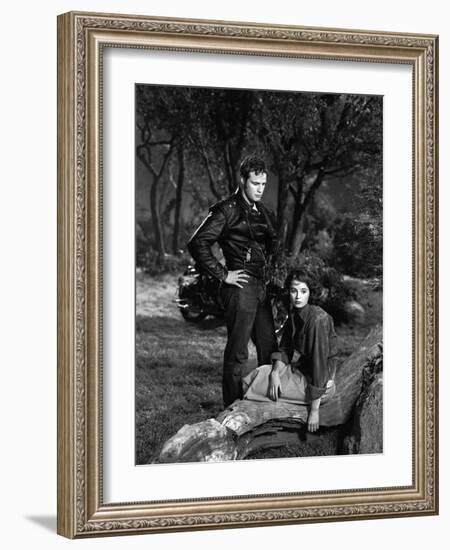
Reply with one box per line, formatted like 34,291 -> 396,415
158,325 -> 382,463
342,372 -> 383,454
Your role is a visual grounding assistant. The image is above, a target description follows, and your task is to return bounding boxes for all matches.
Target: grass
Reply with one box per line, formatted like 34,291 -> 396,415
136,272 -> 230,464
135,271 -> 382,464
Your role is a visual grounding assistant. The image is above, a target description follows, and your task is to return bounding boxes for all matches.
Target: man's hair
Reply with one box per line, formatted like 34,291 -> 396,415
239,155 -> 267,181
284,268 -> 322,304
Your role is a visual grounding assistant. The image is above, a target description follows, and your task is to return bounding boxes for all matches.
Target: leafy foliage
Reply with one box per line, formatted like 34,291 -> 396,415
270,253 -> 359,324
138,249 -> 192,276
332,215 -> 382,279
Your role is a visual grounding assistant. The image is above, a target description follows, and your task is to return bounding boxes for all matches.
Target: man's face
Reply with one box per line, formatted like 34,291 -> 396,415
242,171 -> 267,203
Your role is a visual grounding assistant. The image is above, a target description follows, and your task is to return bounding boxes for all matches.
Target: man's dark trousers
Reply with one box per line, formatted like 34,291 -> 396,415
220,275 -> 277,407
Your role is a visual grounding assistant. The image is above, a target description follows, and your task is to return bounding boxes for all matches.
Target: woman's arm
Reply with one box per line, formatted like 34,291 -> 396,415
268,359 -> 284,401
268,315 -> 294,401
304,311 -> 336,431
305,313 -> 334,401
307,397 -> 321,432
271,314 -> 294,365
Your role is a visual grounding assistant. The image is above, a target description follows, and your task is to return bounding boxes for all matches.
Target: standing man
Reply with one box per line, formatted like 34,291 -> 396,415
188,155 -> 279,407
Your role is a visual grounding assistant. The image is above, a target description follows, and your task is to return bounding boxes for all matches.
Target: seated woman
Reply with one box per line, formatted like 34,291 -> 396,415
242,269 -> 338,432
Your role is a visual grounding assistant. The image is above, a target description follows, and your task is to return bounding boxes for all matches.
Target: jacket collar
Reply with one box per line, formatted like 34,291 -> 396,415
293,303 -> 313,323
234,188 -> 259,212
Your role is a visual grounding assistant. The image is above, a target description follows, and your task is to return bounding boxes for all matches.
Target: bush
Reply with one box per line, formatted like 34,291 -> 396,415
138,248 -> 192,276
270,253 -> 360,324
331,214 -> 382,279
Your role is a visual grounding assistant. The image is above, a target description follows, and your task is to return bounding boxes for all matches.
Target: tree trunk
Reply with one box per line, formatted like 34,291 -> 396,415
275,163 -> 290,258
200,148 -> 222,200
224,142 -> 236,194
139,140 -> 175,260
287,176 -> 306,256
150,176 -> 165,259
288,217 -> 306,257
172,147 -> 184,254
288,171 -> 325,257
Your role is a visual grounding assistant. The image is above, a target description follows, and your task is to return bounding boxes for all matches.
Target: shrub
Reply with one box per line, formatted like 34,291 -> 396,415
270,253 -> 360,324
138,248 -> 192,276
331,214 -> 382,279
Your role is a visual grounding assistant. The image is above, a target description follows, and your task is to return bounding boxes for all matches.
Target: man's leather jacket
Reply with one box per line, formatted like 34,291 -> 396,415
187,190 -> 278,281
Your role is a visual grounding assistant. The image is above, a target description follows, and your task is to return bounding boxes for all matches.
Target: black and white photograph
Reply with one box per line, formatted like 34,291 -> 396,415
1,0 -> 444,545
135,84 -> 383,465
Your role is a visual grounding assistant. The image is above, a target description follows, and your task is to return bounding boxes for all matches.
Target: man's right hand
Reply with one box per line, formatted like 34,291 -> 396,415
224,270 -> 249,288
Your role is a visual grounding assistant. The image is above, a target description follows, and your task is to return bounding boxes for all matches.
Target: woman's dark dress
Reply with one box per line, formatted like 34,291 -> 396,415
242,304 -> 338,404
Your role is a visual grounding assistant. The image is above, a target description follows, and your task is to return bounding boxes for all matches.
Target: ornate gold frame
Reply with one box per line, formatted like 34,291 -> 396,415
57,11 -> 439,538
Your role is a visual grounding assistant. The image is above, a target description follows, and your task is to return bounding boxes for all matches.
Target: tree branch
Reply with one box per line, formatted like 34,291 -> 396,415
156,138 -> 176,181
136,145 -> 157,178
200,147 -> 222,200
288,183 -> 299,202
297,169 -> 325,221
149,140 -> 174,147
224,143 -> 236,194
197,125 -> 222,200
324,163 -> 361,177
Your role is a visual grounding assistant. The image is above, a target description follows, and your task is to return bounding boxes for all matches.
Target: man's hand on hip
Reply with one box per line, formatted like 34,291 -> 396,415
224,270 -> 249,288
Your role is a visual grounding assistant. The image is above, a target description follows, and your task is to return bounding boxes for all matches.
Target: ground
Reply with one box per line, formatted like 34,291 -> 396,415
135,271 -> 382,464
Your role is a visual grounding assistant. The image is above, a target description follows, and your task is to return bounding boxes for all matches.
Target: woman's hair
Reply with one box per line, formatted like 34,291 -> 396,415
284,268 -> 322,304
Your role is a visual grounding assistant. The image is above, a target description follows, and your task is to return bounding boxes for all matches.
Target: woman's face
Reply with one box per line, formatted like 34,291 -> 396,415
289,280 -> 310,309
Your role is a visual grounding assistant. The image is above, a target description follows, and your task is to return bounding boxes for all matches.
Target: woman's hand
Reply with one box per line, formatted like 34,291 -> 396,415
307,409 -> 320,432
307,397 -> 321,432
224,270 -> 249,288
268,370 -> 282,401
